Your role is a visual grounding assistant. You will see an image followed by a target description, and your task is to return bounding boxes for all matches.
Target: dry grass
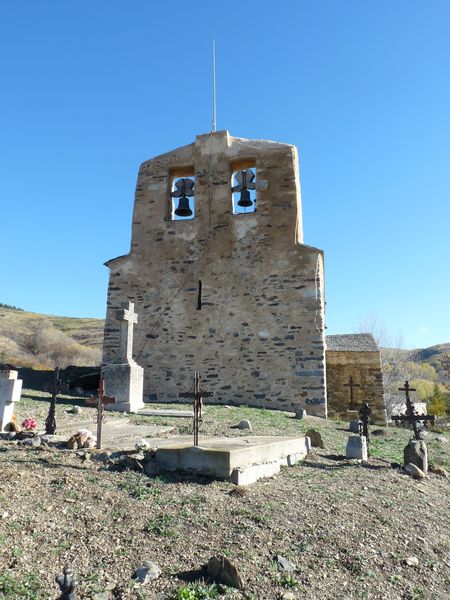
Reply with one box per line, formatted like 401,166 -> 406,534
0,307 -> 103,368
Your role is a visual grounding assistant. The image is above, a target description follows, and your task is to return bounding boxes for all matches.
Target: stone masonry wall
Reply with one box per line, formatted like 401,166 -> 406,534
326,351 -> 386,424
102,131 -> 327,416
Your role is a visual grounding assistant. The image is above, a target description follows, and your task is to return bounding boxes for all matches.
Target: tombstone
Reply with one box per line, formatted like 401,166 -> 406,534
346,435 -> 368,460
0,370 -> 22,432
404,439 -> 428,474
102,302 -> 145,413
349,419 -> 361,433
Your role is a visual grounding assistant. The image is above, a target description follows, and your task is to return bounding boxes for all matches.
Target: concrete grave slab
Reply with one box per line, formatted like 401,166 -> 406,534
154,435 -> 311,485
137,409 -> 194,418
56,418 -> 174,450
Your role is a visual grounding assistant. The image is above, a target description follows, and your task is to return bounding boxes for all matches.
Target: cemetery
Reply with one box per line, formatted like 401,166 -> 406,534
1,5 -> 449,597
0,361 -> 449,598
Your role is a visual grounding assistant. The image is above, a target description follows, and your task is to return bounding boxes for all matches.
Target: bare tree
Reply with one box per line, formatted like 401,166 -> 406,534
357,313 -> 417,417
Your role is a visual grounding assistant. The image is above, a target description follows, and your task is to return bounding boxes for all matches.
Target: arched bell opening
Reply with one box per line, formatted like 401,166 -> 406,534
231,167 -> 257,215
170,176 -> 196,220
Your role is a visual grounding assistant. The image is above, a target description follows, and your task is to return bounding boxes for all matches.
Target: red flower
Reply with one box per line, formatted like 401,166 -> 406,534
22,418 -> 38,431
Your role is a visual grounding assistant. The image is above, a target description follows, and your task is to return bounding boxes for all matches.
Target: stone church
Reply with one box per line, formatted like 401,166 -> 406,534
102,130 -> 385,422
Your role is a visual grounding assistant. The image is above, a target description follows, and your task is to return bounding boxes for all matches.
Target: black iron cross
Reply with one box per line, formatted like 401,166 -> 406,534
359,401 -> 372,454
179,371 -> 213,446
96,375 -> 115,449
392,380 -> 436,440
56,566 -> 78,599
344,376 -> 361,410
44,367 -> 69,435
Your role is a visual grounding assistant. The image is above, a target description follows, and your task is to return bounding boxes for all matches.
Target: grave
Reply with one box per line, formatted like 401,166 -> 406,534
56,417 -> 174,450
102,301 -> 145,413
393,381 -> 435,473
346,435 -> 368,460
0,370 -> 22,431
154,435 -> 311,485
151,373 -> 310,484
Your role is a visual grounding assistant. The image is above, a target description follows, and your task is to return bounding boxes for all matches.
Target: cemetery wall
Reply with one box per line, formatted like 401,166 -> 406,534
326,350 -> 386,423
102,131 -> 327,416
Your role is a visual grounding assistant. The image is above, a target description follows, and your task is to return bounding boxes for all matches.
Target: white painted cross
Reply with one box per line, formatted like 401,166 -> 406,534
115,301 -> 138,363
0,370 -> 22,431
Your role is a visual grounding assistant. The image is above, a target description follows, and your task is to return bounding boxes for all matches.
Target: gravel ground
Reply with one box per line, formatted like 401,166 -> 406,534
0,391 -> 449,600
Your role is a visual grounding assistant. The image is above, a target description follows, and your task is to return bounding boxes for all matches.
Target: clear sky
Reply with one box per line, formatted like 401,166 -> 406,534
1,1 -> 449,349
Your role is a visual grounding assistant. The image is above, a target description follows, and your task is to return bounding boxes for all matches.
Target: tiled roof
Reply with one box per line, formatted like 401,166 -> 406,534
326,333 -> 379,352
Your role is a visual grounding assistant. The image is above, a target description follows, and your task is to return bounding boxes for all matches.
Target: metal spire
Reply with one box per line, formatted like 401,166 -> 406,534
212,36 -> 217,132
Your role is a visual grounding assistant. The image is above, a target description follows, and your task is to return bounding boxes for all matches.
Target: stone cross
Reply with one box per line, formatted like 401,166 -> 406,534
116,301 -> 138,363
0,370 -> 22,432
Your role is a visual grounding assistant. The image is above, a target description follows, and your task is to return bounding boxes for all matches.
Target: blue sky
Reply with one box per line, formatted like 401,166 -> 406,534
1,1 -> 449,349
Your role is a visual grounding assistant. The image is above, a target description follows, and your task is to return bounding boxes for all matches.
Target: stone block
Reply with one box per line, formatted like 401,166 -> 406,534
346,435 -> 367,460
404,463 -> 426,480
305,429 -> 324,448
350,420 -> 361,433
102,363 -> 145,413
404,440 -> 428,473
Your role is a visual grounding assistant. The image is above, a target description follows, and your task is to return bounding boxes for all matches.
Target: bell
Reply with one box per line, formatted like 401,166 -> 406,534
174,195 -> 193,217
237,188 -> 253,208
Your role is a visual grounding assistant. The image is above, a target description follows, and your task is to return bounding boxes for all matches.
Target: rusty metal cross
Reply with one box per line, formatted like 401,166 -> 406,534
392,380 -> 435,441
44,367 -> 69,435
179,371 -> 213,446
358,401 -> 372,454
96,375 -> 116,449
344,376 -> 361,410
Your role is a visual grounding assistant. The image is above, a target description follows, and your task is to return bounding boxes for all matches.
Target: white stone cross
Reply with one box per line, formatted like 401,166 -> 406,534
0,370 -> 22,431
115,301 -> 138,363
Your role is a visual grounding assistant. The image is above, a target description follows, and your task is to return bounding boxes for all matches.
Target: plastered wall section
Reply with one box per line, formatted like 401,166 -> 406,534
326,350 -> 386,424
102,131 -> 327,416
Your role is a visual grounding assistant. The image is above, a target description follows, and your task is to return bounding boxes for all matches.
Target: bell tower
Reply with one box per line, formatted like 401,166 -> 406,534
102,131 -> 327,417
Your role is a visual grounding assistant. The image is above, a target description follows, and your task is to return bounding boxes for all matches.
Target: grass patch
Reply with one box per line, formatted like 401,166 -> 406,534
0,572 -> 43,599
176,582 -> 221,599
144,514 -> 178,538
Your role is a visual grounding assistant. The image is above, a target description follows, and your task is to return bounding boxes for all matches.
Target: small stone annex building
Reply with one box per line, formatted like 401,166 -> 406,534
326,333 -> 386,423
102,130 -> 385,420
102,130 -> 327,417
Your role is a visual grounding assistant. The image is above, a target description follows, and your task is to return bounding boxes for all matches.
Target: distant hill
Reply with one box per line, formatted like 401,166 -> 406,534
408,343 -> 450,380
0,305 -> 103,369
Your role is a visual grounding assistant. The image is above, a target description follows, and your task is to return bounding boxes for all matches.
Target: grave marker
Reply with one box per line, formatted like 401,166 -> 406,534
55,566 -> 78,600
344,376 -> 360,410
96,375 -> 116,449
44,367 -> 69,435
359,401 -> 372,454
179,371 -> 213,446
102,301 -> 145,413
0,370 -> 22,432
392,381 -> 435,440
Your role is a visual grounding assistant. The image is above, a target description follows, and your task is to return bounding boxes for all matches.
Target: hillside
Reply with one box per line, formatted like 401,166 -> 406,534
0,305 -> 103,369
409,343 -> 450,379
